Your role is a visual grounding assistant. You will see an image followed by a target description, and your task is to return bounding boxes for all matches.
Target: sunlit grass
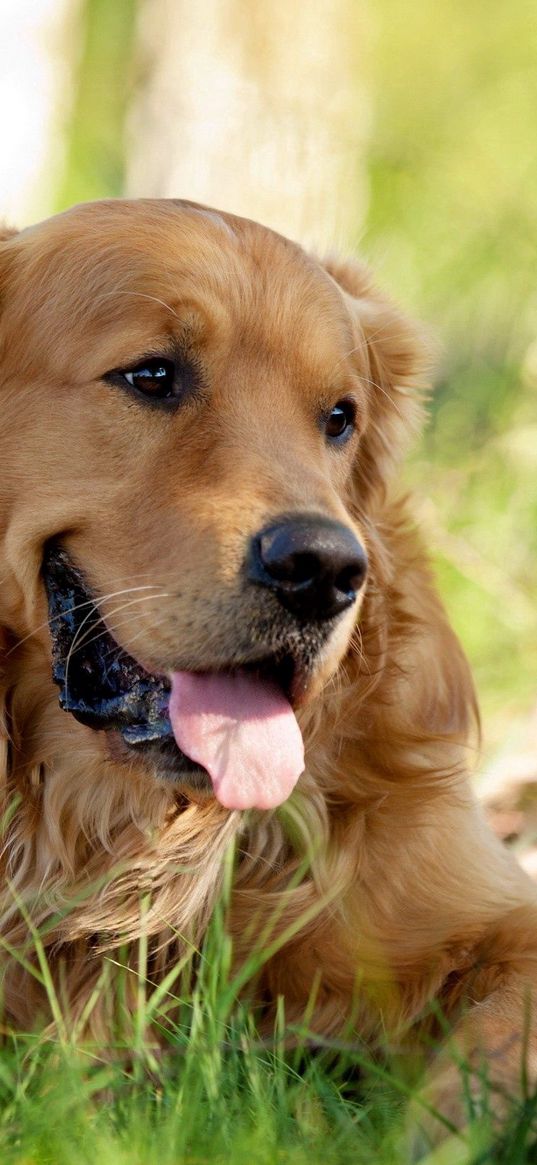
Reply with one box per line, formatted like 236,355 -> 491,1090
0,850 -> 536,1164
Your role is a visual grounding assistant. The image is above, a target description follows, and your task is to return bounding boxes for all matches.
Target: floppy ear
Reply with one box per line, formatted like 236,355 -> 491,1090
324,261 -> 479,752
322,257 -> 431,503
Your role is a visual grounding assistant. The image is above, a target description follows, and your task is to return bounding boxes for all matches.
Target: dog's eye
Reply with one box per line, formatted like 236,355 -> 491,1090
324,400 -> 356,444
105,353 -> 200,409
122,358 -> 176,399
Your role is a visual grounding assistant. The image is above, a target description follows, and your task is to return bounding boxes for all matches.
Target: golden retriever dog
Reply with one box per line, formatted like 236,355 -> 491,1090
0,199 -> 536,1142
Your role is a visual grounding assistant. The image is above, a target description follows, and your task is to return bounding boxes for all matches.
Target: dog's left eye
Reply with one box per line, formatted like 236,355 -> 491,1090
324,399 -> 356,444
122,358 -> 176,399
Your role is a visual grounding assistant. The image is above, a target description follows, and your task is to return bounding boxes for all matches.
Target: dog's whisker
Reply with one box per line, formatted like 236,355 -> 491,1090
331,326 -> 422,376
66,602 -> 169,664
9,585 -> 164,656
62,596 -> 158,697
96,288 -> 182,321
106,620 -> 171,667
363,324 -> 415,344
359,373 -> 408,422
329,340 -> 367,376
329,358 -> 412,425
63,596 -> 169,696
68,593 -> 169,655
100,612 -> 177,666
331,325 -> 416,372
349,625 -> 370,676
63,595 -> 122,701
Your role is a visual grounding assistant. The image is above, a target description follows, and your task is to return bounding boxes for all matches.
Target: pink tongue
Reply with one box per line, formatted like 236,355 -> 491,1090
168,671 -> 305,810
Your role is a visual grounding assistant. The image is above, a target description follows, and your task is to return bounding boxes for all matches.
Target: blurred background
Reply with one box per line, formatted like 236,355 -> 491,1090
1,0 -> 536,780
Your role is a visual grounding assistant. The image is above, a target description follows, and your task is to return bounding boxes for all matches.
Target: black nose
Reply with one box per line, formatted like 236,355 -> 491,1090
249,515 -> 367,622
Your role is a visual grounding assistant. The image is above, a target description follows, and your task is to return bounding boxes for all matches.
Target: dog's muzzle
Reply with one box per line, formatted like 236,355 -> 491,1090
41,528 -> 364,791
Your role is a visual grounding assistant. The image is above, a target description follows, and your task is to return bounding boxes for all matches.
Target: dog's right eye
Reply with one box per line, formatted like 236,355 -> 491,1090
121,358 -> 176,399
105,353 -> 201,410
105,353 -> 203,410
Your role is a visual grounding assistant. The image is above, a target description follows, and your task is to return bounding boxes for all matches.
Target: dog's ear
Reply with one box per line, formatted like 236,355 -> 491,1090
322,257 -> 431,503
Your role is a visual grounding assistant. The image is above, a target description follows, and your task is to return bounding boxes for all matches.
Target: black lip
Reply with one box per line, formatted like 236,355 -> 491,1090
42,545 -> 172,746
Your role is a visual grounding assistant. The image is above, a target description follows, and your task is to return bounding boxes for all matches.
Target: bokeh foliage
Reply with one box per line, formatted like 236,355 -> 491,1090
57,0 -> 139,208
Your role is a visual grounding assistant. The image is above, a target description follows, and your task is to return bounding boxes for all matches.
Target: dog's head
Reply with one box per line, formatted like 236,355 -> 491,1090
0,200 -> 426,809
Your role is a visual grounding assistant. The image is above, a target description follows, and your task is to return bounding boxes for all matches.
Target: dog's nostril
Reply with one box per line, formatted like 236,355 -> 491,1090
337,559 -> 367,596
258,540 -> 320,587
250,515 -> 368,623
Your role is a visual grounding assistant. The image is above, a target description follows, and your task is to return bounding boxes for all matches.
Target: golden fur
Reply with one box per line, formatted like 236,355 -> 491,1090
0,200 -> 536,1138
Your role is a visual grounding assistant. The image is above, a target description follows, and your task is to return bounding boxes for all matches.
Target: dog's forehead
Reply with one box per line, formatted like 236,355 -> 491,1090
8,200 -> 355,369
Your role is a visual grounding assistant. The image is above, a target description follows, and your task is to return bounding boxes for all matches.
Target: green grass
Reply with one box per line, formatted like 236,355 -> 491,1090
1,861 -> 537,1165
1,1022 -> 534,1165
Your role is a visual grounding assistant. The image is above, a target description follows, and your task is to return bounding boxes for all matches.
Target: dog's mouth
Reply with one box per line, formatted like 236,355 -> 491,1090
42,546 -> 309,809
